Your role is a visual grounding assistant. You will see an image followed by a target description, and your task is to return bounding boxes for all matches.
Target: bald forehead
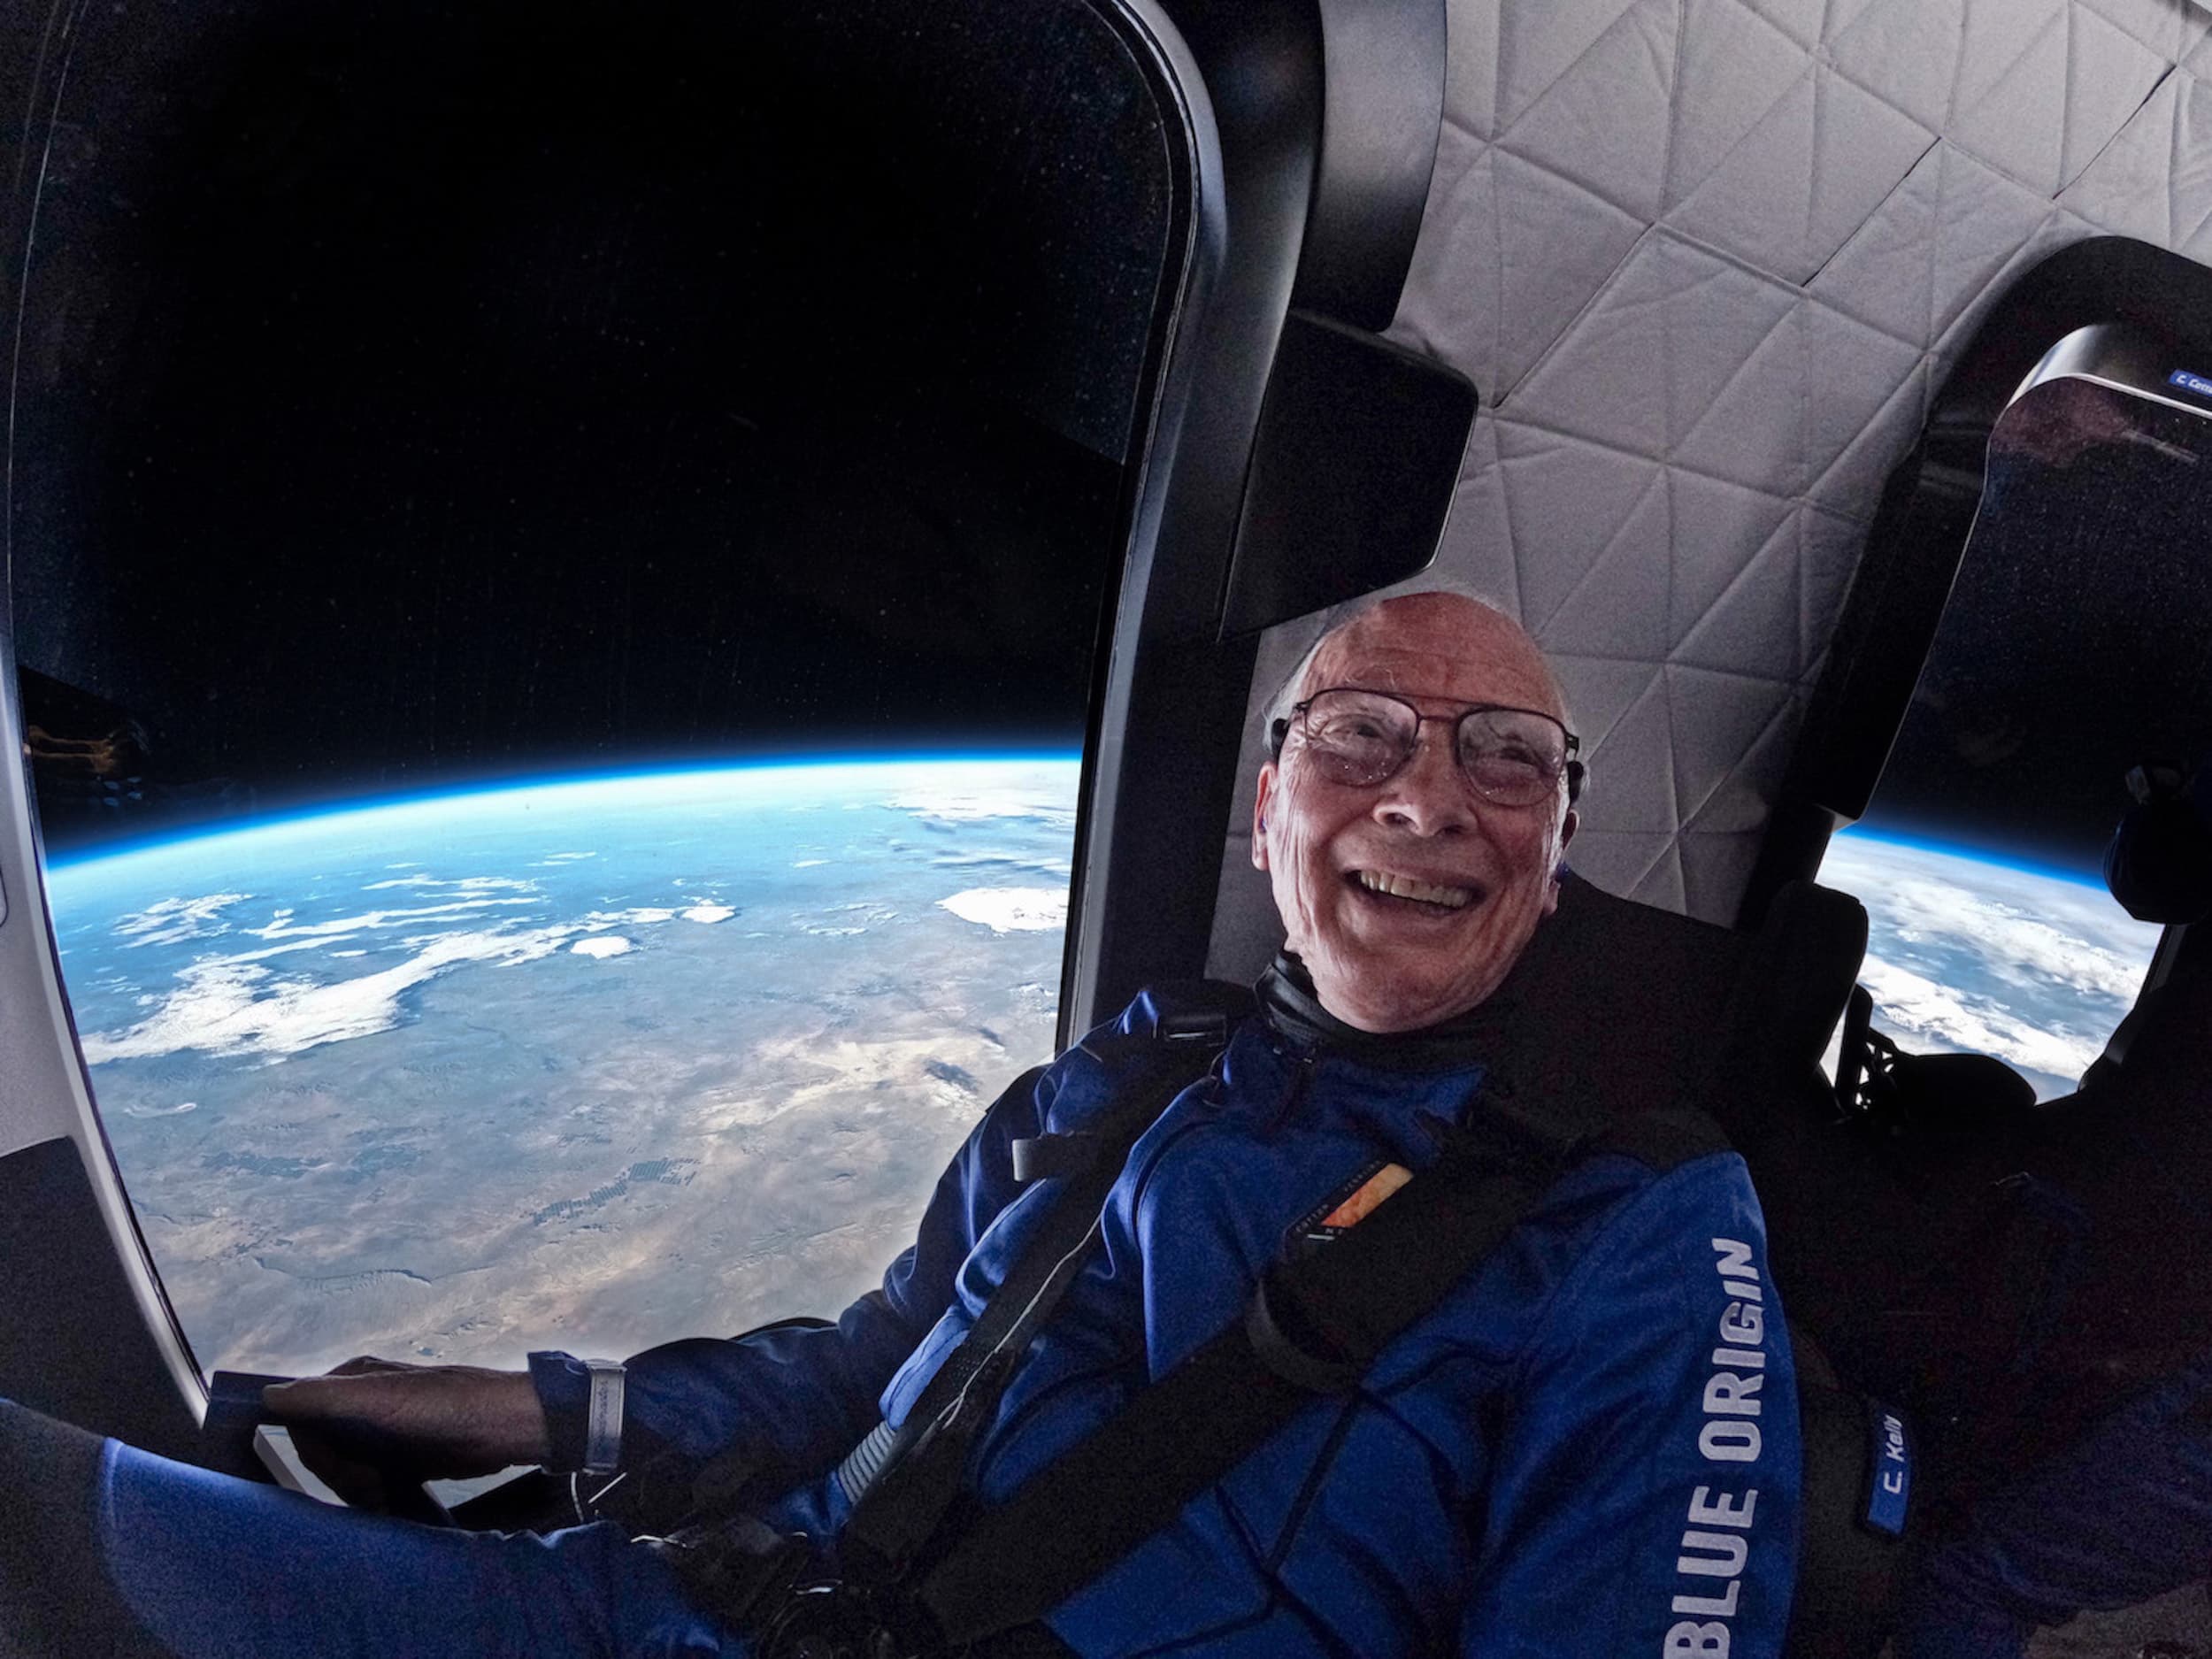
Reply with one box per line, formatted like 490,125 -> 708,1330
1300,595 -> 1565,721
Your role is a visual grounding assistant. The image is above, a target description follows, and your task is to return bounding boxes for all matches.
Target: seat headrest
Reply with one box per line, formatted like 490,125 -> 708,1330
1741,879 -> 1870,1072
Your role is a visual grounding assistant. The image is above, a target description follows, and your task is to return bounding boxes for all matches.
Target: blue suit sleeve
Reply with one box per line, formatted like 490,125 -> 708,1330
1462,1154 -> 1802,1658
533,1058 -> 1059,1491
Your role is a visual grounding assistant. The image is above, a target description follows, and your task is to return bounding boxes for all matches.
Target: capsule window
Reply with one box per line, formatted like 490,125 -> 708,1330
1816,370 -> 2212,1100
15,0 -> 1183,1377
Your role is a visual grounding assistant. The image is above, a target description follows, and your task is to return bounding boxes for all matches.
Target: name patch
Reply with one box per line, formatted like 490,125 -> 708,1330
1285,1160 -> 1411,1252
1863,1404 -> 1911,1537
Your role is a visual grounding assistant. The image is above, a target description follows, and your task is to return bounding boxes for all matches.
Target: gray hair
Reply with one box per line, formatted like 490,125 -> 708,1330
1256,578 -> 1574,753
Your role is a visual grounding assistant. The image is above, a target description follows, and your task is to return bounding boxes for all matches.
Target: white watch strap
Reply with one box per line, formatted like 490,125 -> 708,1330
580,1357 -> 626,1476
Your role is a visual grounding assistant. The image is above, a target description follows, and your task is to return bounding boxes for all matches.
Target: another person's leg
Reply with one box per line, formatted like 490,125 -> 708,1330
0,1397 -> 735,1658
1894,1354 -> 2212,1659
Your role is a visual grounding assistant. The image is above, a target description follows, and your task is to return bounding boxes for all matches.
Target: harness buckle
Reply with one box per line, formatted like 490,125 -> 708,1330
1010,1133 -> 1100,1183
1245,1270 -> 1362,1394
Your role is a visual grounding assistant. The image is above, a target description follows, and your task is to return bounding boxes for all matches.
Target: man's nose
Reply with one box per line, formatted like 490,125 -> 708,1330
1372,727 -> 1478,835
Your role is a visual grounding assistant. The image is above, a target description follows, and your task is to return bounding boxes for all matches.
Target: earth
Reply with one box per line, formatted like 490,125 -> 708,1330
1816,829 -> 2166,1102
43,757 -> 1079,1379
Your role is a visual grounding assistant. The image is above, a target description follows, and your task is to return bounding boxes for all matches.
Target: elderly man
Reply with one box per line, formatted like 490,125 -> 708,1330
2,591 -> 1801,1657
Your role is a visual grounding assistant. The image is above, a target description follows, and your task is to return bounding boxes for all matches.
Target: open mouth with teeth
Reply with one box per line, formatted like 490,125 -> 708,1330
1350,869 -> 1479,914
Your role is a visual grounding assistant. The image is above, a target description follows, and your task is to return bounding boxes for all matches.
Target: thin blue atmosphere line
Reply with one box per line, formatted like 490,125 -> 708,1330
1829,826 -> 2111,893
41,751 -> 1085,873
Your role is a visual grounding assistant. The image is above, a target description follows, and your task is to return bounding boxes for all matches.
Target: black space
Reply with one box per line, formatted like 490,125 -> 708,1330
11,0 -> 1176,851
1866,377 -> 2212,872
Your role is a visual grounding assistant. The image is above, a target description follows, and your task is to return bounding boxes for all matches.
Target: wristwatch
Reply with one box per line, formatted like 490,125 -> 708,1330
580,1356 -> 626,1477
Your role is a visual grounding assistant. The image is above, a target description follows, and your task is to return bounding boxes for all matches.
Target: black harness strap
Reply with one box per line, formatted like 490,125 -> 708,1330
836,1017 -> 1234,1582
910,1103 -> 1730,1647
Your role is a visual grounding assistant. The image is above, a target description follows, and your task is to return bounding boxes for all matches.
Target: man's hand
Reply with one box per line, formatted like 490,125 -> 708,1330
261,1356 -> 551,1510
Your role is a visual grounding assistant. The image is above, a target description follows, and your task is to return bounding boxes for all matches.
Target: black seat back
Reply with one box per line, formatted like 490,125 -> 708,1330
1495,874 -> 1916,1658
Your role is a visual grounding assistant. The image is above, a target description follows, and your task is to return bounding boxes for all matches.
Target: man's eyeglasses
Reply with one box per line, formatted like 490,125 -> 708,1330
1270,687 -> 1585,807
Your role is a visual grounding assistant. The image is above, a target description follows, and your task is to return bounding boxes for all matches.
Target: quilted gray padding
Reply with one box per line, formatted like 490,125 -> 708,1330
1210,0 -> 2212,975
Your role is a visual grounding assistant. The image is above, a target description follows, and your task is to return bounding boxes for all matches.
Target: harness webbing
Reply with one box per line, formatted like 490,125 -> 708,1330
835,1018 -> 1234,1582
909,1103 -> 1729,1646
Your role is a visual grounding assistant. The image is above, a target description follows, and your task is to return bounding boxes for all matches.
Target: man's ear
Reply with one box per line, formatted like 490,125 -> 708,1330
1252,763 -> 1278,872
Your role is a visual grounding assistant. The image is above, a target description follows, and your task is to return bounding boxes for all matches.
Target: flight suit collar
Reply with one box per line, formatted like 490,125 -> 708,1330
1256,947 -> 1539,1071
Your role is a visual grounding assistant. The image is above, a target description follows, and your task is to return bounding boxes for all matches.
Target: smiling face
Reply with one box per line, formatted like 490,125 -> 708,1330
1252,594 -> 1578,1033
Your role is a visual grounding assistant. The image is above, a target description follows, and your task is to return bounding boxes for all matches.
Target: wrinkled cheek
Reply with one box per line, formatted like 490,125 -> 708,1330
1288,839 -> 1336,948
1276,865 -> 1320,955
1481,895 -> 1543,975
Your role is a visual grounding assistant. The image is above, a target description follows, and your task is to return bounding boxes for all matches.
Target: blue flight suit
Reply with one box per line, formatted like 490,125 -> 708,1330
9,967 -> 1803,1656
1893,1349 -> 2212,1657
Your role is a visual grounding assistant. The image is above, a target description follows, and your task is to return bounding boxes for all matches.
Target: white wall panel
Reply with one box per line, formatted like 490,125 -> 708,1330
1810,142 -> 2057,347
2061,69 -> 2212,251
1496,0 -> 1677,219
1394,139 -> 1647,398
1428,418 -> 1524,614
1957,5 -> 2168,195
1525,463 -> 1678,662
1494,0 -> 1648,133
2085,0 -> 2212,59
1671,506 -> 1807,682
1824,0 -> 1972,130
1489,425 -> 1671,636
1669,66 -> 1934,282
1510,234 -> 1802,455
1666,0 -> 1816,205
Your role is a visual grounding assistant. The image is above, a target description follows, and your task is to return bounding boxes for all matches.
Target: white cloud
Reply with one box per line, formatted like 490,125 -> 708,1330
79,879 -> 755,1064
363,875 -> 536,895
792,859 -> 829,868
225,940 -> 352,966
1857,956 -> 2104,1085
888,777 -> 1076,830
937,887 -> 1068,933
116,894 -> 254,948
1866,877 -> 2147,1001
1822,838 -> 2160,979
81,926 -> 576,1064
242,897 -> 539,944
